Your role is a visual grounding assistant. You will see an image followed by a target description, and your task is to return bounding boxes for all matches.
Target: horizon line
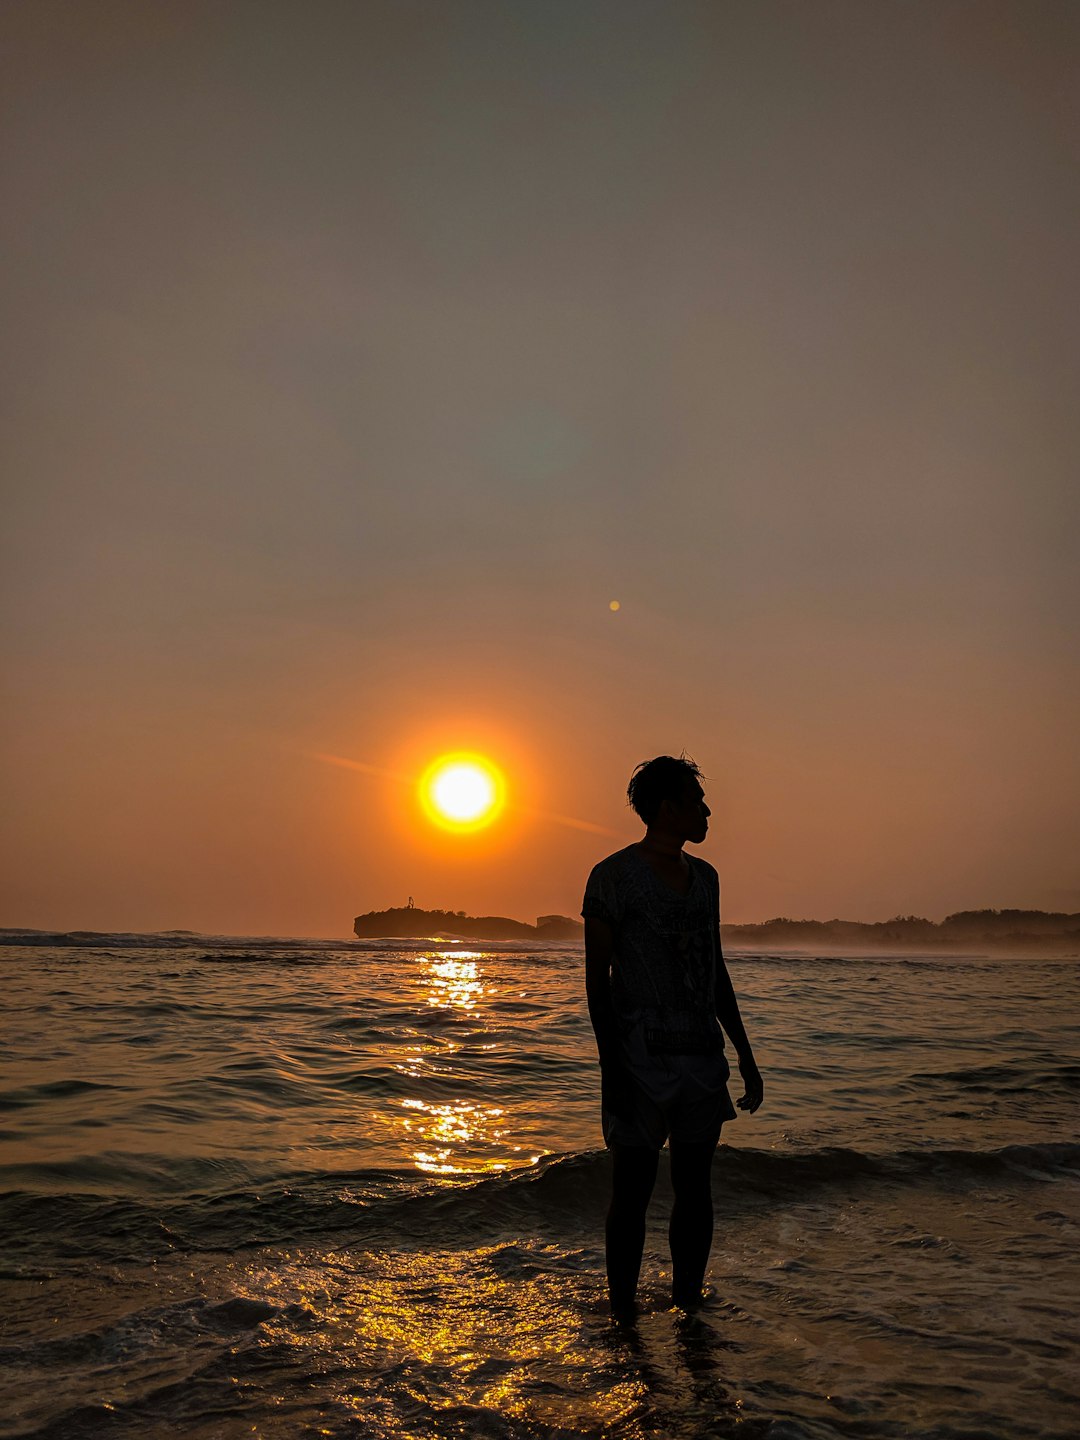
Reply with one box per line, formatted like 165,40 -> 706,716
2,903 -> 1077,943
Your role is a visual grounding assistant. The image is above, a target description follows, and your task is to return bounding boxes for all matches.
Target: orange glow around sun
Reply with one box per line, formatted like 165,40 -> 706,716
418,752 -> 507,833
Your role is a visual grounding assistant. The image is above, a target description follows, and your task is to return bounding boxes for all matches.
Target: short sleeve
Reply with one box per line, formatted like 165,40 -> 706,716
702,861 -> 720,915
581,861 -> 621,925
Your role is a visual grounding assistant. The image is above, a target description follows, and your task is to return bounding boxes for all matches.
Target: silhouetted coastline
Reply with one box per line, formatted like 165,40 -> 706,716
722,909 -> 1080,954
351,907 -> 1080,953
351,908 -> 584,941
1,909 -> 1076,954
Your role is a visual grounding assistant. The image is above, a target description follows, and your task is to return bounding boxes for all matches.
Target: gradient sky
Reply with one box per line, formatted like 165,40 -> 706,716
3,1 -> 1078,936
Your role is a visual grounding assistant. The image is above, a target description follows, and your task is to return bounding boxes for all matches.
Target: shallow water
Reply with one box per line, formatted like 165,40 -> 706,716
2,938 -> 1078,1438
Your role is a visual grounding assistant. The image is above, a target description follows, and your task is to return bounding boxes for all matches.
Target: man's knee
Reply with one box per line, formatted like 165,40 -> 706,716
611,1145 -> 659,1206
669,1139 -> 718,1201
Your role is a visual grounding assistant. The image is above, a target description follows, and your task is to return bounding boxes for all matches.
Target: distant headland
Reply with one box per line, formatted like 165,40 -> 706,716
353,906 -> 1080,954
722,910 -> 1080,954
353,907 -> 584,941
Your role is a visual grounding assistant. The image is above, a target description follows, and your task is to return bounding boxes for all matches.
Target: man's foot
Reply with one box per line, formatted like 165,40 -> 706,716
610,1299 -> 640,1327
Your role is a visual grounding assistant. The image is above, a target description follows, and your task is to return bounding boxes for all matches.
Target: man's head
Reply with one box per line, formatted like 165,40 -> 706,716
626,754 -> 710,843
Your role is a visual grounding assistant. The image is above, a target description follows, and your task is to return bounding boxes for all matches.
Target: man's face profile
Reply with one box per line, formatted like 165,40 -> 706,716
658,780 -> 710,845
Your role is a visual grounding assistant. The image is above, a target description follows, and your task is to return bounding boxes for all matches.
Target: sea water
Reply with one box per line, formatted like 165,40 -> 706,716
1,937 -> 1078,1439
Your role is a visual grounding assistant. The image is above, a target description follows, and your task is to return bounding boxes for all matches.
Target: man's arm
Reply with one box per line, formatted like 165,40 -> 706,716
584,915 -> 635,1118
715,927 -> 764,1114
584,915 -> 620,1068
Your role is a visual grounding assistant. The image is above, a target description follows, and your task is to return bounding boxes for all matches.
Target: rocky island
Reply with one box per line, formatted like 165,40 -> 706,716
352,907 -> 584,941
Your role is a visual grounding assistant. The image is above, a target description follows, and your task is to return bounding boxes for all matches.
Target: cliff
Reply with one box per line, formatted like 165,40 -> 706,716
352,908 -> 583,941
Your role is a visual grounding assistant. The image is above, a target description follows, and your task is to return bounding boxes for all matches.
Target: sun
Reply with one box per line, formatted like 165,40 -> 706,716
418,752 -> 507,833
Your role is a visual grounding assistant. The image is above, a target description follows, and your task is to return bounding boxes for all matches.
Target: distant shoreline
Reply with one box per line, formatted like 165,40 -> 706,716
722,910 -> 1080,955
1,906 -> 1076,956
352,906 -> 1080,955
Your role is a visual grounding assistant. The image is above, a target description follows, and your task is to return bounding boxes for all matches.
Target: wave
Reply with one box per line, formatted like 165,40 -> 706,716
3,1140 -> 1077,1266
8,930 -> 1072,964
905,1059 -> 1080,1096
0,1079 -> 127,1112
0,929 -> 576,958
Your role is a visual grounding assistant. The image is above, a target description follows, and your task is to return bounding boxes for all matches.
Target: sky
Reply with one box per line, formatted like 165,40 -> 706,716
2,0 -> 1078,936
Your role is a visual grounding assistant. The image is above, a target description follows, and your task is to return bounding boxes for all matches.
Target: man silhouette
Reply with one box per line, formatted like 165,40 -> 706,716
582,755 -> 763,1318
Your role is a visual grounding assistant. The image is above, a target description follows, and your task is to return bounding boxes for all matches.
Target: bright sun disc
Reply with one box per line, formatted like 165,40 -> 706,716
419,753 -> 506,833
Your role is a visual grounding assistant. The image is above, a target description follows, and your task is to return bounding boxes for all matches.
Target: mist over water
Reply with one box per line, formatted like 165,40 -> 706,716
2,939 -> 1078,1439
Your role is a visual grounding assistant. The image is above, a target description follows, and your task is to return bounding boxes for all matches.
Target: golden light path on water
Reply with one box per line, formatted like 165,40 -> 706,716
424,952 -> 486,1011
391,951 -> 543,1176
221,1247 -> 654,1435
223,946 -> 653,1434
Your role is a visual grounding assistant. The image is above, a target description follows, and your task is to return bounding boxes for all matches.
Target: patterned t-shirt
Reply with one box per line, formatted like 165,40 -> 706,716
581,843 -> 724,1055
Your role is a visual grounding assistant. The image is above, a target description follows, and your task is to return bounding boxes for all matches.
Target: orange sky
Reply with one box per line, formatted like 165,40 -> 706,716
2,2 -> 1078,936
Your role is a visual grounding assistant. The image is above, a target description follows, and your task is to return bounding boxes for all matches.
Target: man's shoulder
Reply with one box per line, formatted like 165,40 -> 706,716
582,845 -> 641,923
588,844 -> 640,878
689,854 -> 720,888
588,847 -> 718,882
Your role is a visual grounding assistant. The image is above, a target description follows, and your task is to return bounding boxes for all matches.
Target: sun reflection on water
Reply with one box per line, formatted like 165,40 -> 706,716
400,1097 -> 510,1174
423,951 -> 485,1010
387,950 -> 539,1175
239,1246 -> 652,1434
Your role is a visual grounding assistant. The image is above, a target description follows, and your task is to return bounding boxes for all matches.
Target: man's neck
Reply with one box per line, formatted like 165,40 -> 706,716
638,830 -> 685,861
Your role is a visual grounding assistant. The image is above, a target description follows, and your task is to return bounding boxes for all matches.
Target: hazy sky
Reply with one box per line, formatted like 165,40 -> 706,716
3,1 -> 1078,935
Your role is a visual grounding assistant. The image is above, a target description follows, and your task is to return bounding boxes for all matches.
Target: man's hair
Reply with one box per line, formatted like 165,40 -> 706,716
626,754 -> 704,825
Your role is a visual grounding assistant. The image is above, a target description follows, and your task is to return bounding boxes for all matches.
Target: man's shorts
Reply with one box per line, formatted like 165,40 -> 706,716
602,1023 -> 738,1150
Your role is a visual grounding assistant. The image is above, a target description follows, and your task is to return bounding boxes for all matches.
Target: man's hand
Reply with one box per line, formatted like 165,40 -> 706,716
735,1054 -> 763,1114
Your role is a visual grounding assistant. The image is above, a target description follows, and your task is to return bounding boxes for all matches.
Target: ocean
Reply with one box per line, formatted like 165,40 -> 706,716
1,936 -> 1078,1439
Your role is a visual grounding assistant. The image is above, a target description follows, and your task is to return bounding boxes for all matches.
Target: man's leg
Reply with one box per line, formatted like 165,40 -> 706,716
606,1144 -> 659,1314
668,1136 -> 720,1308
